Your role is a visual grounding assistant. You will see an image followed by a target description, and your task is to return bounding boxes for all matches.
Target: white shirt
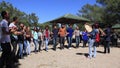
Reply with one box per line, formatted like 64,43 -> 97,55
74,29 -> 80,36
9,22 -> 18,39
0,19 -> 11,43
38,32 -> 43,40
80,31 -> 82,35
38,32 -> 42,37
9,22 -> 17,28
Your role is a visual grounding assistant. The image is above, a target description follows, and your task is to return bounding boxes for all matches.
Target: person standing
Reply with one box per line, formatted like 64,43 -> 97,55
9,17 -> 19,62
43,25 -> 50,52
52,25 -> 59,51
113,32 -> 118,47
82,30 -> 88,47
79,31 -> 83,43
67,25 -> 74,49
88,29 -> 97,58
86,24 -> 97,59
111,31 -> 118,47
32,27 -> 39,53
38,29 -> 43,52
58,24 -> 67,50
0,11 -> 12,68
17,23 -> 25,59
25,26 -> 32,55
74,27 -> 80,48
94,24 -> 100,47
23,26 -> 28,56
104,25 -> 111,53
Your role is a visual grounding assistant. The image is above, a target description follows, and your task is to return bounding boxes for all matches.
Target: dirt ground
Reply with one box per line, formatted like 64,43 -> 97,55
19,42 -> 120,68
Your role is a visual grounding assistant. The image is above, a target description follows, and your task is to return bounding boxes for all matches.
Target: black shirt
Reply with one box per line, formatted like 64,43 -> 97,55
17,28 -> 24,42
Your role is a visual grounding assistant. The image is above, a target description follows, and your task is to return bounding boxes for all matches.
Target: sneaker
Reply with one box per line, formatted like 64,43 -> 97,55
45,50 -> 48,52
104,51 -> 106,54
87,56 -> 92,59
68,48 -> 71,49
93,55 -> 96,58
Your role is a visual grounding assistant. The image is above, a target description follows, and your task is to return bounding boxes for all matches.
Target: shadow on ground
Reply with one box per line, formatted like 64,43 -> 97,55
97,51 -> 105,54
76,53 -> 89,57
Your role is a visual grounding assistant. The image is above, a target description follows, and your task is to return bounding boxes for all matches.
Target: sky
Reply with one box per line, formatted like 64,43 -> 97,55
0,0 -> 96,23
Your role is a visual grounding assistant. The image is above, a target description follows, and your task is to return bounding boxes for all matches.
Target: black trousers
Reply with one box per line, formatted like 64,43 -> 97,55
94,42 -> 99,47
104,41 -> 110,53
11,41 -> 19,62
83,40 -> 87,47
38,40 -> 42,51
60,37 -> 65,49
53,37 -> 57,50
0,42 -> 12,68
112,39 -> 118,46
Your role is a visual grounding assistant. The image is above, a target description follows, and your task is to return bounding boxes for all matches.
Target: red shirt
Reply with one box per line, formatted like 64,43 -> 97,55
45,30 -> 49,38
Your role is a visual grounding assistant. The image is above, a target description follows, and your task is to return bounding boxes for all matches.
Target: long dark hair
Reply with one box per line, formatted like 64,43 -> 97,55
1,11 -> 7,19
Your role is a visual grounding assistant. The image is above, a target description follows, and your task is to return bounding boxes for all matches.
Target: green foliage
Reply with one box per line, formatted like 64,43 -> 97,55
0,1 -> 39,26
97,0 -> 120,24
28,13 -> 39,26
78,0 -> 120,25
77,4 -> 104,23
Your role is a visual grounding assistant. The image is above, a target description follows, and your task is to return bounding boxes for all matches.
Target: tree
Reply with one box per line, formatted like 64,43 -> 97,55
77,4 -> 104,23
0,1 -> 39,27
78,0 -> 120,25
28,13 -> 39,27
97,0 -> 120,24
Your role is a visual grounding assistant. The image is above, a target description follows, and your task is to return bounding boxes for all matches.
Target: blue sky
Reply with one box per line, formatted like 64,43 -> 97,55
1,0 -> 96,23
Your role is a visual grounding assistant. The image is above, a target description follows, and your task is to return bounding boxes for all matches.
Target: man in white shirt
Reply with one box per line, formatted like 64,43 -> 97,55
0,11 -> 12,68
9,17 -> 19,62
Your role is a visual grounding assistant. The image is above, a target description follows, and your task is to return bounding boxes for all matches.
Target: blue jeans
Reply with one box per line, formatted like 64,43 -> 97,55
68,37 -> 72,48
38,40 -> 42,51
26,40 -> 31,54
18,42 -> 23,58
88,38 -> 96,58
53,37 -> 57,50
33,39 -> 38,52
23,40 -> 27,54
75,36 -> 80,47
45,38 -> 49,51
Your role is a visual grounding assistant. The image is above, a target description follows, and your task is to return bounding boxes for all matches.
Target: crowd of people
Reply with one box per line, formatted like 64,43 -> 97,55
0,11 -> 119,68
